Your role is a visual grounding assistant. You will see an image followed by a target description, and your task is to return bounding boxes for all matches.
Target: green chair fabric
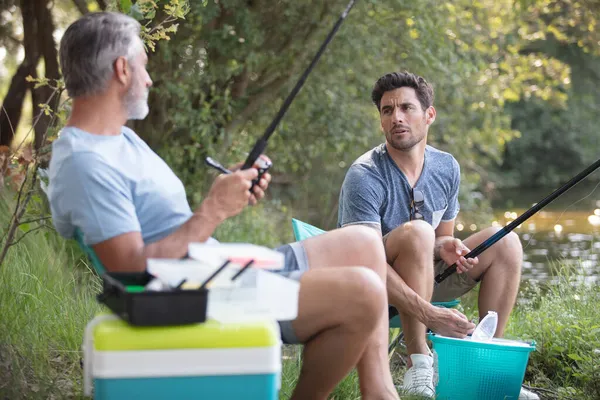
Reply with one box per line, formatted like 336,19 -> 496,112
292,218 -> 326,241
74,227 -> 106,275
290,218 -> 461,344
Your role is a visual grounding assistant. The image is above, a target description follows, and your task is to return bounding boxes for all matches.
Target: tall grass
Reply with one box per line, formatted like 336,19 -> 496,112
0,196 -> 101,398
505,262 -> 600,400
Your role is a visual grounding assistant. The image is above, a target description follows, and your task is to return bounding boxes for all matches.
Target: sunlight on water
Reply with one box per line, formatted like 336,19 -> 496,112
456,181 -> 600,283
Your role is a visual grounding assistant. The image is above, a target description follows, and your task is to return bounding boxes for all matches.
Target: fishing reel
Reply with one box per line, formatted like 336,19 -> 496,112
204,153 -> 272,193
251,154 -> 272,191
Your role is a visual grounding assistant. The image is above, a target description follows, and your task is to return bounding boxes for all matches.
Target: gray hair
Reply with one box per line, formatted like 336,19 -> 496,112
59,12 -> 142,98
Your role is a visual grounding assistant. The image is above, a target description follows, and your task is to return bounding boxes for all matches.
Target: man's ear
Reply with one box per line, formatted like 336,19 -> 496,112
114,56 -> 130,87
426,106 -> 436,126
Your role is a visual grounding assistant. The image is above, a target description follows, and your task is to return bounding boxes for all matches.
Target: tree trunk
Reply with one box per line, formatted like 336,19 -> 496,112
32,0 -> 60,151
0,0 -> 38,147
0,62 -> 33,146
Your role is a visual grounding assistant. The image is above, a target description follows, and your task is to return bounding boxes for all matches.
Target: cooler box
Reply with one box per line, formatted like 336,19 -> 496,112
83,315 -> 282,400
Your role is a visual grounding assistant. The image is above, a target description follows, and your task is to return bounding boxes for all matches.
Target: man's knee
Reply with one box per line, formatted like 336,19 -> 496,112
386,220 -> 435,264
389,220 -> 434,247
480,228 -> 523,275
338,225 -> 386,274
503,231 -> 523,272
343,268 -> 387,329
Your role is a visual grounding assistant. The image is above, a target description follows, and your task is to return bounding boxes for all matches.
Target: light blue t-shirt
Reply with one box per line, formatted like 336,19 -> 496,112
47,126 -> 194,246
337,144 -> 460,236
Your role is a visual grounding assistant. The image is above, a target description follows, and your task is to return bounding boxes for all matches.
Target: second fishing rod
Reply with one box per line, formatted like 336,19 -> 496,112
434,156 -> 600,286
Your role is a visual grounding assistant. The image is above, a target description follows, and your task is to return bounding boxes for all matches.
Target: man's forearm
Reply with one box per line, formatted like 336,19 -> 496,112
386,263 -> 434,323
143,200 -> 224,260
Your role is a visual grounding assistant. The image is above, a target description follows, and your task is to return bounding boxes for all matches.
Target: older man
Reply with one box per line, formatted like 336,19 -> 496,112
48,12 -> 400,400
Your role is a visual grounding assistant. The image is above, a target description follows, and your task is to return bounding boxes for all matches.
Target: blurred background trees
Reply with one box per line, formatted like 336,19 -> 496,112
1,0 -> 599,229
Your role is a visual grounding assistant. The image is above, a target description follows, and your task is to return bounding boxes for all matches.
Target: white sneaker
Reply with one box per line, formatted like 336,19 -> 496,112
401,353 -> 435,398
519,386 -> 540,400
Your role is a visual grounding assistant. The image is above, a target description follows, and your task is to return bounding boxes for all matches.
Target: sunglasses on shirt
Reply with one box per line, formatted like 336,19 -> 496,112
410,188 -> 424,221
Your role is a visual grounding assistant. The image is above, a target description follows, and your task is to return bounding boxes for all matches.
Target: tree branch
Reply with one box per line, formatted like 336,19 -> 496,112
8,224 -> 49,248
71,0 -> 88,15
0,165 -> 36,268
18,216 -> 52,226
0,87 -> 61,269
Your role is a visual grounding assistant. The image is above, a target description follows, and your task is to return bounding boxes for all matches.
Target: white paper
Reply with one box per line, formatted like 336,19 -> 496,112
188,243 -> 285,270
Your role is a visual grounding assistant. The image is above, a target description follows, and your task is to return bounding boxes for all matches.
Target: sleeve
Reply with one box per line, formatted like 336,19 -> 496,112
338,164 -> 385,229
441,157 -> 461,221
51,152 -> 141,245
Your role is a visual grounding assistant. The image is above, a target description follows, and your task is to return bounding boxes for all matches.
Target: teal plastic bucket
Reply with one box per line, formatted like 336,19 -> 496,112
429,333 -> 535,400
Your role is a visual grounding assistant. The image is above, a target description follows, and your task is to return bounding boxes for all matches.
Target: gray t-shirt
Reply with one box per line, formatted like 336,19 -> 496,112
337,143 -> 460,236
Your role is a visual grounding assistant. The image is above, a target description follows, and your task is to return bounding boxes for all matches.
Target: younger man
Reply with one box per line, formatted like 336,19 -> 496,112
338,71 -> 537,400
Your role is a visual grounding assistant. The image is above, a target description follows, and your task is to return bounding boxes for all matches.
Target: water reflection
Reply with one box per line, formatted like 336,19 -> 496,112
456,182 -> 600,284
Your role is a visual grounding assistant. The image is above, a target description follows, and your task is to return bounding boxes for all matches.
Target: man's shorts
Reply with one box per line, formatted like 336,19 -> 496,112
382,233 -> 479,302
430,258 -> 479,302
273,241 -> 309,345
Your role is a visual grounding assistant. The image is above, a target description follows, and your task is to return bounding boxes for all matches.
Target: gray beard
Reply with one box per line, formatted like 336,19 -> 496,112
125,89 -> 149,120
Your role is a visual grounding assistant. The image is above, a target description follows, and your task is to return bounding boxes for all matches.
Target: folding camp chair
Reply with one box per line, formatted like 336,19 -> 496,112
291,218 -> 460,353
73,227 -> 106,275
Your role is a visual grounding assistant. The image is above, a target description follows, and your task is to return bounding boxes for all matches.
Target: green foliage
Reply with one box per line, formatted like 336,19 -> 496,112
212,200 -> 294,247
117,0 -> 190,51
505,264 -> 600,399
500,46 -> 600,187
130,0 -> 593,227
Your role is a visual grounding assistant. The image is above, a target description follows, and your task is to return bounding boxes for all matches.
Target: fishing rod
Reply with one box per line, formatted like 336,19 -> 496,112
205,0 -> 358,187
434,157 -> 600,286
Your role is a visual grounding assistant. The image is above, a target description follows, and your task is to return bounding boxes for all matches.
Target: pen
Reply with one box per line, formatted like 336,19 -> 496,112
205,157 -> 232,174
231,259 -> 255,282
199,260 -> 231,290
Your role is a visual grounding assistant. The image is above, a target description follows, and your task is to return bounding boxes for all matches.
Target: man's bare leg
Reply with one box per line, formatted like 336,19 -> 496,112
384,220 -> 435,362
462,228 -> 523,336
289,267 -> 386,400
297,226 -> 398,400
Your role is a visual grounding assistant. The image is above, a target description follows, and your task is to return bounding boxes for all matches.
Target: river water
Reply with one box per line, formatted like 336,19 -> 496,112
455,181 -> 600,284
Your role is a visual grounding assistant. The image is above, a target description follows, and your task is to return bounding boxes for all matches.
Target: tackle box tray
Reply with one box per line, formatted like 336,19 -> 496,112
97,272 -> 208,327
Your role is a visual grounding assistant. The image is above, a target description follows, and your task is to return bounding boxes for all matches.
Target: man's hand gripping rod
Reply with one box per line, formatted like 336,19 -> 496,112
435,157 -> 600,286
205,0 -> 357,189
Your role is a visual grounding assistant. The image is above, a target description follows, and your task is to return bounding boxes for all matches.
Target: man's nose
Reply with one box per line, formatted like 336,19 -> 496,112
146,72 -> 153,88
393,108 -> 405,123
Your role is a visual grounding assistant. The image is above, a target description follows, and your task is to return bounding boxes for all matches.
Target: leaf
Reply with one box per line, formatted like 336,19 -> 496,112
120,0 -> 132,13
19,223 -> 30,233
129,4 -> 145,20
568,353 -> 583,361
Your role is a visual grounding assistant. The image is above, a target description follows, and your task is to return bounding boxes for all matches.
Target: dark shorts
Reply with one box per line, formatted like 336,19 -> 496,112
273,241 -> 309,345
